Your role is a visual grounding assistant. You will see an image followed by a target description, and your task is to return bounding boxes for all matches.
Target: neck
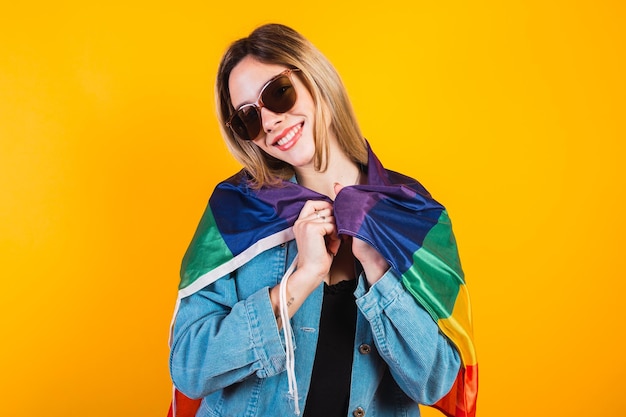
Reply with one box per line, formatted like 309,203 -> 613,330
295,141 -> 361,199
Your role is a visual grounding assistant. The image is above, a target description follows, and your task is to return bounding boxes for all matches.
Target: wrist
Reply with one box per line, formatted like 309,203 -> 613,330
360,258 -> 390,286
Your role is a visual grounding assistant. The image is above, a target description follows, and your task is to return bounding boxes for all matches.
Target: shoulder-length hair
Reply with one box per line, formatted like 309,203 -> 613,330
216,23 -> 367,188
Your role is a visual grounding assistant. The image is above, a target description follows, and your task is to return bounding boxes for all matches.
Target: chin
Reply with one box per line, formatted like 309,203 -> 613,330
290,147 -> 317,168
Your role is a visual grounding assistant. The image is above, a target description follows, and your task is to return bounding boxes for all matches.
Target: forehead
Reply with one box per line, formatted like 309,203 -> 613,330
228,56 -> 289,108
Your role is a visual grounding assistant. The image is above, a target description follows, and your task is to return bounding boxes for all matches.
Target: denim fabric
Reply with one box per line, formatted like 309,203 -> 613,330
170,240 -> 460,417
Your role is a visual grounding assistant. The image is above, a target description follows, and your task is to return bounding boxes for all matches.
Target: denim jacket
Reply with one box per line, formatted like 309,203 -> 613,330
169,238 -> 460,417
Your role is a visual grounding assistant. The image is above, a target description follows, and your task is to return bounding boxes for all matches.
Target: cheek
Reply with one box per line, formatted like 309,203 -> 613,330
293,84 -> 317,116
299,98 -> 320,127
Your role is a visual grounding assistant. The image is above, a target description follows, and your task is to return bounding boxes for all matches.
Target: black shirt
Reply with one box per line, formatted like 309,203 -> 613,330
303,279 -> 358,417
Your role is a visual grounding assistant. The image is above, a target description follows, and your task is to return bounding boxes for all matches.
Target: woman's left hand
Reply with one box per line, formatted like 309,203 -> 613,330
334,183 -> 390,286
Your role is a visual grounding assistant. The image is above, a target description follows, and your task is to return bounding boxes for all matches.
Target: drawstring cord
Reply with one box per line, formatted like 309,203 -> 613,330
279,254 -> 300,415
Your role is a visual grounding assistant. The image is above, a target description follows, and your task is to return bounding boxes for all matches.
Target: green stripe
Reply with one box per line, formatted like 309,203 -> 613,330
401,210 -> 464,321
179,207 -> 233,289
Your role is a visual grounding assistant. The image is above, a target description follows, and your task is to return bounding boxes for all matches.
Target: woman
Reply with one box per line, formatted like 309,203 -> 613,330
169,23 -> 477,417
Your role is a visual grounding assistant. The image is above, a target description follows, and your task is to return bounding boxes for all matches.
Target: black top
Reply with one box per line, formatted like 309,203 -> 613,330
303,279 -> 358,417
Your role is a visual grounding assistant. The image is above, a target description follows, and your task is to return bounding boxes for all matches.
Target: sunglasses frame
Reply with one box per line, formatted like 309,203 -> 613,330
226,68 -> 301,141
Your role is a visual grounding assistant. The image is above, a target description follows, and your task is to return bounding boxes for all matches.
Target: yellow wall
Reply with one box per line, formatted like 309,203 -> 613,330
2,1 -> 624,416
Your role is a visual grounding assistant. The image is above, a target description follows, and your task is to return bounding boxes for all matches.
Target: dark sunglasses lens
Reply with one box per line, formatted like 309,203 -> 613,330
231,106 -> 261,140
262,75 -> 297,113
228,72 -> 298,140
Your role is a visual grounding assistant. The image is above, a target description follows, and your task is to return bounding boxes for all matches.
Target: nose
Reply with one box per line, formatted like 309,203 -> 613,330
260,106 -> 284,134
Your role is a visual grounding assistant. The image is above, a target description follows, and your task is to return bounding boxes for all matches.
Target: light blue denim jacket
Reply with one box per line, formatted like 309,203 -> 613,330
170,239 -> 460,417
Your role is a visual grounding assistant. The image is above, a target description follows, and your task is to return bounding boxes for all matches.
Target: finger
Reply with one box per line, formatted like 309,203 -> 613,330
311,208 -> 331,222
314,211 -> 326,221
298,200 -> 333,219
333,182 -> 344,197
326,231 -> 341,256
318,218 -> 339,254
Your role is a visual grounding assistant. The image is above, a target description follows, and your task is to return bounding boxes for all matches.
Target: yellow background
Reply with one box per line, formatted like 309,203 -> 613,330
1,1 -> 624,416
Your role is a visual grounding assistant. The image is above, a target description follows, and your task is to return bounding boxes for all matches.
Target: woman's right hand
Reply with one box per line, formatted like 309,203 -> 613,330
269,200 -> 339,325
292,200 -> 340,286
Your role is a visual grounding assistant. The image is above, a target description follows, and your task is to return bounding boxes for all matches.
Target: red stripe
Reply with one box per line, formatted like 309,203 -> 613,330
167,390 -> 201,417
432,364 -> 478,417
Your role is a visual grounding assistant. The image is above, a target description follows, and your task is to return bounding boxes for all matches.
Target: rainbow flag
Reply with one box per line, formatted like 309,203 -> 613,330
169,145 -> 478,417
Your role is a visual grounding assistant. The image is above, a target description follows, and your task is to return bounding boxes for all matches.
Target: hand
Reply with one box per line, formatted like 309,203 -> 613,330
269,200 -> 340,326
334,183 -> 390,285
293,200 -> 341,285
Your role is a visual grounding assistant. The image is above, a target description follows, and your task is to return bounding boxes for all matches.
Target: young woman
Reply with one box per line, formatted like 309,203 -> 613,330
169,23 -> 477,417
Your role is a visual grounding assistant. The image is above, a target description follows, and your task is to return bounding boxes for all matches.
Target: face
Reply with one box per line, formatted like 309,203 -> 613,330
228,56 -> 319,170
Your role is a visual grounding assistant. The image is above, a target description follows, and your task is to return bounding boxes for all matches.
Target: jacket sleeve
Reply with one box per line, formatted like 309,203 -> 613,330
169,273 -> 286,399
355,268 -> 461,405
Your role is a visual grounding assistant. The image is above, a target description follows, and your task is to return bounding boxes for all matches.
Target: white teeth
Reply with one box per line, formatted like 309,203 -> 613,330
276,124 -> 301,146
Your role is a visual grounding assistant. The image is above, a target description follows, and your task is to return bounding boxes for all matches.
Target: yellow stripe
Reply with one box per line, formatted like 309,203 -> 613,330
437,284 -> 477,366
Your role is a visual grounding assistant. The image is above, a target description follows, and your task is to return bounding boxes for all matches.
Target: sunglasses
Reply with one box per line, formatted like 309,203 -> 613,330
226,68 -> 301,141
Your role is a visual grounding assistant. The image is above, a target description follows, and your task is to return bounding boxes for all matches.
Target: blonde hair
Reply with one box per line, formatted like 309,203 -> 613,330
216,23 -> 367,188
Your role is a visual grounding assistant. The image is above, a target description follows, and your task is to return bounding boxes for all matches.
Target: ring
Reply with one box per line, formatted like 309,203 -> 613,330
315,211 -> 326,221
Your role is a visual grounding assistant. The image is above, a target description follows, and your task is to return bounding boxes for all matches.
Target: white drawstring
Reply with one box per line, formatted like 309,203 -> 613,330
279,254 -> 300,415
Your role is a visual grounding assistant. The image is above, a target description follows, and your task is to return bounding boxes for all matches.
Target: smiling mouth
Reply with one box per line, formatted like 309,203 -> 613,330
274,123 -> 302,147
